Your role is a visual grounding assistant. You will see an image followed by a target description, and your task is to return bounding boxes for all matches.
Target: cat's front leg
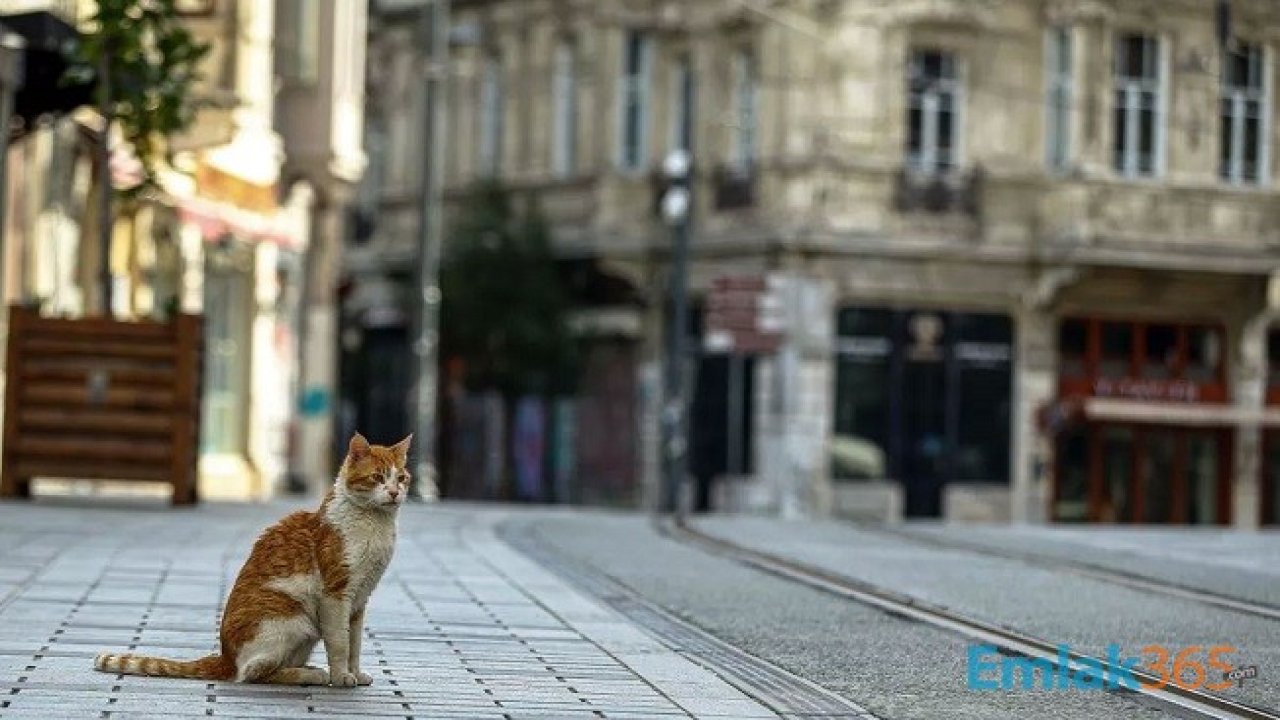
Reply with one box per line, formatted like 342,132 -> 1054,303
349,606 -> 373,685
320,596 -> 359,687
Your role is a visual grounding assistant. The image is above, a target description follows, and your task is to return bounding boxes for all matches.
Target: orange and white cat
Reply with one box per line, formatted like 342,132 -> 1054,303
94,433 -> 411,686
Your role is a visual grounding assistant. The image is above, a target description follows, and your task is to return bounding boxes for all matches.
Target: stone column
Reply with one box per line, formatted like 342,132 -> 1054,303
294,185 -> 353,492
755,273 -> 835,519
1232,315 -> 1267,529
1011,305 -> 1057,524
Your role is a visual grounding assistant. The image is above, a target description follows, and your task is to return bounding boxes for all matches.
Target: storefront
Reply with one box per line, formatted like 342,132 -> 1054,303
833,307 -> 1013,517
1050,318 -> 1233,524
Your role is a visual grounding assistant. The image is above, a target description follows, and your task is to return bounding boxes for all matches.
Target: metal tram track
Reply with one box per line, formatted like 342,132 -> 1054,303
664,516 -> 1280,720
866,525 -> 1280,624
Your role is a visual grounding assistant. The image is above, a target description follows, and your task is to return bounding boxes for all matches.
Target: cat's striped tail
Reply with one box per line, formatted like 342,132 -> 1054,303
94,652 -> 233,680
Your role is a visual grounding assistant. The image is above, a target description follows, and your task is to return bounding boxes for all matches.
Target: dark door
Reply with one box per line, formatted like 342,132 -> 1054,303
688,354 -> 755,512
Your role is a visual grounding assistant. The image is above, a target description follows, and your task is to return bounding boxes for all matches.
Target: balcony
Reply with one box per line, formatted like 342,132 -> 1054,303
893,166 -> 983,218
712,164 -> 756,211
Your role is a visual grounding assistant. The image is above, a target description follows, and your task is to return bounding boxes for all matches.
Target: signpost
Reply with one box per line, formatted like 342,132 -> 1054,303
703,275 -> 785,355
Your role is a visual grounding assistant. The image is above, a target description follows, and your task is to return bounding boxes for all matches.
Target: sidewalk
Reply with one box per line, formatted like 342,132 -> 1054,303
0,500 -> 774,719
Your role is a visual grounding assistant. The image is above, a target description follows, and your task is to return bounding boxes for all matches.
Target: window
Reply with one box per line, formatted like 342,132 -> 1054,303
1221,42 -> 1269,185
552,40 -> 577,177
1187,327 -> 1223,383
1046,27 -> 1073,173
619,30 -> 652,172
479,54 -> 504,176
277,0 -> 319,84
1142,324 -> 1179,379
1100,322 -> 1133,378
671,55 -> 694,153
1113,33 -> 1163,177
729,48 -> 757,171
833,308 -> 893,482
953,314 -> 1013,483
907,49 -> 960,175
1059,319 -> 1088,378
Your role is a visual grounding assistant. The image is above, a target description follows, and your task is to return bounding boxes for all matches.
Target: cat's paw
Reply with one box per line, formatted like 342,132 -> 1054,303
330,671 -> 360,688
354,671 -> 374,686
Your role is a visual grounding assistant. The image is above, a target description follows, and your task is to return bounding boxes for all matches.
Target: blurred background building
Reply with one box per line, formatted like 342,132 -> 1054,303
0,0 -> 363,500
334,0 -> 1280,528
0,0 -> 1276,528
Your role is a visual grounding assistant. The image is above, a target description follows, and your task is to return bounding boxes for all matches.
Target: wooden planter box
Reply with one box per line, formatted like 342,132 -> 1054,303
0,306 -> 203,505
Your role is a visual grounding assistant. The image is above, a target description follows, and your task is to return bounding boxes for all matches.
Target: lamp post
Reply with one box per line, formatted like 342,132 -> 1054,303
408,0 -> 451,501
660,149 -> 692,515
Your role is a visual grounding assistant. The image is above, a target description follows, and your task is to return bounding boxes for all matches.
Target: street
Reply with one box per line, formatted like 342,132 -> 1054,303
0,500 -> 1275,719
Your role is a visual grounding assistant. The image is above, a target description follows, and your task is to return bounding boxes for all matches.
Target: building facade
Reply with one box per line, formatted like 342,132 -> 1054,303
425,0 -> 1280,527
0,0 -> 332,500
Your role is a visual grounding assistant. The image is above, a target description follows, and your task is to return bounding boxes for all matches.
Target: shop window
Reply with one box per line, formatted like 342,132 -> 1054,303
832,357 -> 890,481
1187,432 -> 1220,525
1188,326 -> 1224,383
1142,324 -> 1178,379
1100,426 -> 1134,522
1055,428 -> 1089,521
1059,319 -> 1088,378
1142,431 -> 1176,522
955,313 -> 1012,482
1099,322 -> 1133,378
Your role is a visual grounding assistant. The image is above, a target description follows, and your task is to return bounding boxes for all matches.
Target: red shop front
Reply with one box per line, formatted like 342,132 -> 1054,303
1049,318 -> 1233,525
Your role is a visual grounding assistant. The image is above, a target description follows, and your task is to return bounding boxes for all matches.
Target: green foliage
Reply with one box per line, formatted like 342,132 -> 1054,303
440,182 -> 577,398
64,0 -> 210,195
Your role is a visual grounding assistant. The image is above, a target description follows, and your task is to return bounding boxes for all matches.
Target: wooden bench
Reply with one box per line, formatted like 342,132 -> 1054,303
0,306 -> 203,505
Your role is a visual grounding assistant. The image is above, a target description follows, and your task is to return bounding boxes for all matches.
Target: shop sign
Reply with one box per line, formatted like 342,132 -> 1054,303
1092,378 -> 1200,402
956,341 -> 1012,367
836,336 -> 891,359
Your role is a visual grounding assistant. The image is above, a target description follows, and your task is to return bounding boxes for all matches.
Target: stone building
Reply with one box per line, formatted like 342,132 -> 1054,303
393,0 -> 1280,527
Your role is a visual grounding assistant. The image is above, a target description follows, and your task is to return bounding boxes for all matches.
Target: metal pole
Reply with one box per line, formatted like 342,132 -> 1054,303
97,48 -> 112,317
410,0 -> 450,500
662,206 -> 691,515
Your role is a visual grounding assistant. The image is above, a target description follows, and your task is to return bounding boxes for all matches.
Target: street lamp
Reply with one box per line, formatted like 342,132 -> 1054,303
660,149 -> 692,515
409,0 -> 451,502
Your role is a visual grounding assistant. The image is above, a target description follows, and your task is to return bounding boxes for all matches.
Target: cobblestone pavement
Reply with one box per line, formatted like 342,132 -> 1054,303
0,500 -> 775,719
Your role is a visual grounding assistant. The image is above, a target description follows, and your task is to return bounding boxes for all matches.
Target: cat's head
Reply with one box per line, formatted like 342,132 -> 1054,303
339,432 -> 413,509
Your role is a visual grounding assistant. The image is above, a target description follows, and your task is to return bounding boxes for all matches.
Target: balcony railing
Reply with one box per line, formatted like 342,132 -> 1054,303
893,166 -> 984,217
713,164 -> 755,210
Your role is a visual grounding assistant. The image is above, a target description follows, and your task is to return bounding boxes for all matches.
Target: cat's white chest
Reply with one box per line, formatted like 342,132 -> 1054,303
326,504 -> 397,607
345,525 -> 395,606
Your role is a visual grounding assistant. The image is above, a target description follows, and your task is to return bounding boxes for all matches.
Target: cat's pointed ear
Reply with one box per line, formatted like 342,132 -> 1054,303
348,433 -> 372,461
391,434 -> 413,463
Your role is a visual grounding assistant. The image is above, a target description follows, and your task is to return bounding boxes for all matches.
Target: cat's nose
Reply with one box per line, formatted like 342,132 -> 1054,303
387,487 -> 401,500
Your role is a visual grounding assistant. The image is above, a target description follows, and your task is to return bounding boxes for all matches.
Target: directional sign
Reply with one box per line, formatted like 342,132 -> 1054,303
704,274 -> 784,354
